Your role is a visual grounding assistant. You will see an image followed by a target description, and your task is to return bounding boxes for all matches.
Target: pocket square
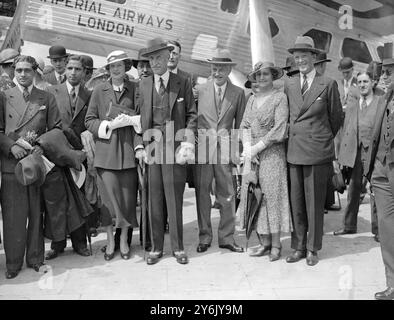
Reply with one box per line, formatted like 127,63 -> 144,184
177,98 -> 184,103
39,105 -> 47,111
316,97 -> 322,101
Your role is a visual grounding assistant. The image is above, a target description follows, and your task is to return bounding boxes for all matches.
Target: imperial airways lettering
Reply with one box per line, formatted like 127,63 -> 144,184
39,0 -> 174,37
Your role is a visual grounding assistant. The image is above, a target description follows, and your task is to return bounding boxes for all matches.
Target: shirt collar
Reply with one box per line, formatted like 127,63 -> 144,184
154,70 -> 170,87
55,71 -> 65,81
66,81 -> 80,95
170,67 -> 178,74
112,82 -> 124,92
359,93 -> 374,107
17,83 -> 34,94
214,81 -> 228,94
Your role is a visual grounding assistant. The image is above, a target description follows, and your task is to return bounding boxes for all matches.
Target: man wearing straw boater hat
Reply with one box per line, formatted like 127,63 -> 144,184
284,36 -> 342,266
135,37 -> 197,265
194,49 -> 246,254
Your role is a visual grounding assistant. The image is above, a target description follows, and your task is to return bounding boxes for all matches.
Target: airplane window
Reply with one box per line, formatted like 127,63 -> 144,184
342,38 -> 372,64
105,0 -> 126,4
220,0 -> 240,14
0,0 -> 17,17
303,29 -> 332,52
246,18 -> 279,38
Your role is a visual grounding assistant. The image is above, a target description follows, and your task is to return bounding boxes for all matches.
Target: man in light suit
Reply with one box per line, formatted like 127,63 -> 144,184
285,36 -> 342,266
135,37 -> 197,265
43,46 -> 69,86
194,49 -> 246,254
364,56 -> 394,300
0,55 -> 62,279
44,55 -> 92,260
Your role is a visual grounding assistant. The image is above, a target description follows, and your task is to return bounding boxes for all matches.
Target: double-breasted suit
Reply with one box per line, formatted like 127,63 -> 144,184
138,72 -> 197,253
285,70 -> 342,252
0,86 -> 61,272
365,85 -> 394,288
195,80 -> 246,246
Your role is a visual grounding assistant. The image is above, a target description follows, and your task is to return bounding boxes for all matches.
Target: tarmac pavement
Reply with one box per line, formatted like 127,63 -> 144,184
0,188 -> 385,300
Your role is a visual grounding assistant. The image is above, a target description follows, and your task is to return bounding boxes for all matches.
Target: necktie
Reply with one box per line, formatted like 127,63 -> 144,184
301,74 -> 308,96
159,77 -> 166,96
70,86 -> 77,114
216,87 -> 222,114
59,74 -> 66,84
360,97 -> 367,111
23,87 -> 30,102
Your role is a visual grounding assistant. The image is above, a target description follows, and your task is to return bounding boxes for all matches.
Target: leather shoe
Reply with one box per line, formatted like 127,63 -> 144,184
147,252 -> 163,265
333,229 -> 356,235
45,249 -> 64,260
120,250 -> 131,260
104,251 -> 115,261
196,243 -> 211,253
89,228 -> 98,238
173,251 -> 189,264
219,243 -> 244,253
286,250 -> 306,263
249,245 -> 271,257
374,234 -> 380,243
269,247 -> 281,262
27,262 -> 47,273
375,287 -> 394,300
5,270 -> 19,279
326,204 -> 341,211
306,251 -> 319,266
74,247 -> 91,257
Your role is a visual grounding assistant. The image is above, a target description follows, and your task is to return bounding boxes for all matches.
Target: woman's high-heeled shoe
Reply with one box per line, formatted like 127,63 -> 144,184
249,245 -> 272,257
104,251 -> 115,261
269,247 -> 281,262
120,250 -> 131,260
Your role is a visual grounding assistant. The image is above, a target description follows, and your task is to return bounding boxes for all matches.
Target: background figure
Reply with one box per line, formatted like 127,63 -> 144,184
44,45 -> 69,85
81,55 -> 96,84
85,50 -> 140,261
0,48 -> 19,92
285,36 -> 342,266
33,57 -> 51,91
85,67 -> 110,91
238,62 -> 292,262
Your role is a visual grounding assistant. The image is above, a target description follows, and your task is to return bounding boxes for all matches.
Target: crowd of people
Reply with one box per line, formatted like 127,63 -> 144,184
0,34 -> 394,300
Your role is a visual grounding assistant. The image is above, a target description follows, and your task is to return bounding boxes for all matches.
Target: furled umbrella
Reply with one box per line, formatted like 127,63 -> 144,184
244,181 -> 264,251
137,163 -> 148,260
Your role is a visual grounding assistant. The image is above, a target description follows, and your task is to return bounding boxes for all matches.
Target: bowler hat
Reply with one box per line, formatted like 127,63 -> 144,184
104,50 -> 132,71
15,153 -> 47,186
207,49 -> 237,66
247,61 -> 284,82
338,57 -> 354,72
314,52 -> 332,65
141,37 -> 174,57
282,56 -> 299,77
288,36 -> 321,54
47,45 -> 68,59
0,48 -> 19,65
132,48 -> 150,69
81,55 -> 96,70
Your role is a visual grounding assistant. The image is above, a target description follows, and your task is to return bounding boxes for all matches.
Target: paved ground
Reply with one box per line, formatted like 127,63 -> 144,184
0,188 -> 386,300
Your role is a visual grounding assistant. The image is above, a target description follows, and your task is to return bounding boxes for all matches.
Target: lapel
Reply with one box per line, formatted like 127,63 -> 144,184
102,81 -> 118,108
55,83 -> 72,118
16,86 -> 46,130
73,85 -> 89,120
289,76 -> 303,113
218,81 -> 235,123
297,73 -> 326,120
141,76 -> 153,130
372,91 -> 391,144
6,86 -> 26,120
347,98 -> 359,135
168,72 -> 180,113
205,81 -> 219,122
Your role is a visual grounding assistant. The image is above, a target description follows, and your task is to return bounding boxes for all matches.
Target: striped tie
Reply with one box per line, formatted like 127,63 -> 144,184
23,87 -> 30,102
301,74 -> 308,96
159,77 -> 165,96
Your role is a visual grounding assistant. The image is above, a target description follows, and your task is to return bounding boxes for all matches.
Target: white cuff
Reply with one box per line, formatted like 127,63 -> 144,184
98,120 -> 112,139
134,145 -> 144,152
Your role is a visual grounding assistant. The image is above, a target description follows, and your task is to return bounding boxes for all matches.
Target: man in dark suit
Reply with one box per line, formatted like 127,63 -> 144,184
337,57 -> 358,107
0,55 -> 62,279
284,36 -> 342,266
135,37 -> 197,265
43,46 -> 69,86
194,49 -> 246,254
335,72 -> 380,236
44,55 -> 92,260
167,40 -> 193,84
364,57 -> 394,300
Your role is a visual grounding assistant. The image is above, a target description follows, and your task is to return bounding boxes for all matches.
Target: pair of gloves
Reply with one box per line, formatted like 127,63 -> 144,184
108,114 -> 142,133
240,141 -> 266,165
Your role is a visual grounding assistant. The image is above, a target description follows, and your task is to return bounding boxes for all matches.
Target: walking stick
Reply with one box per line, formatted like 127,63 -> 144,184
85,221 -> 92,256
137,162 -> 148,260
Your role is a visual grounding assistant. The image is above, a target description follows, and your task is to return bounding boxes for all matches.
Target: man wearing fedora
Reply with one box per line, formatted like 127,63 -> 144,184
44,54 -> 93,260
44,45 -> 69,85
0,55 -> 62,279
364,55 -> 394,300
194,49 -> 246,254
285,36 -> 342,266
0,48 -> 19,92
135,37 -> 197,265
133,48 -> 153,80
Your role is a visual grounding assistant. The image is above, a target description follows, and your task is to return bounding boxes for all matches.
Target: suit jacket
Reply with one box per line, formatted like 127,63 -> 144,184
337,76 -> 357,106
177,69 -> 193,85
47,83 -> 91,150
338,94 -> 380,168
0,86 -> 62,173
85,79 -> 139,170
196,80 -> 246,164
138,72 -> 197,159
285,71 -> 342,165
43,70 -> 62,86
365,85 -> 394,182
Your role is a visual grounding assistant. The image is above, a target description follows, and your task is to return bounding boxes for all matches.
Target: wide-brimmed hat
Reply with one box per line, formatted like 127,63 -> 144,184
282,56 -> 299,77
141,37 -> 174,57
15,153 -> 47,186
382,58 -> 394,67
207,49 -> 237,66
315,52 -> 332,65
288,36 -> 321,54
247,61 -> 284,82
132,48 -> 150,69
81,55 -> 96,70
0,48 -> 20,65
70,165 -> 86,189
338,57 -> 353,71
104,50 -> 132,71
47,45 -> 68,59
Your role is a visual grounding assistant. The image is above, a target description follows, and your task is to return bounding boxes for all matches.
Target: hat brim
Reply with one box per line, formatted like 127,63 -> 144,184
132,58 -> 149,69
383,58 -> 394,66
287,69 -> 300,77
141,45 -> 174,58
207,59 -> 237,66
288,47 -> 321,54
338,66 -> 353,72
0,58 -> 15,65
104,57 -> 132,70
247,65 -> 284,82
315,59 -> 331,65
47,54 -> 69,59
